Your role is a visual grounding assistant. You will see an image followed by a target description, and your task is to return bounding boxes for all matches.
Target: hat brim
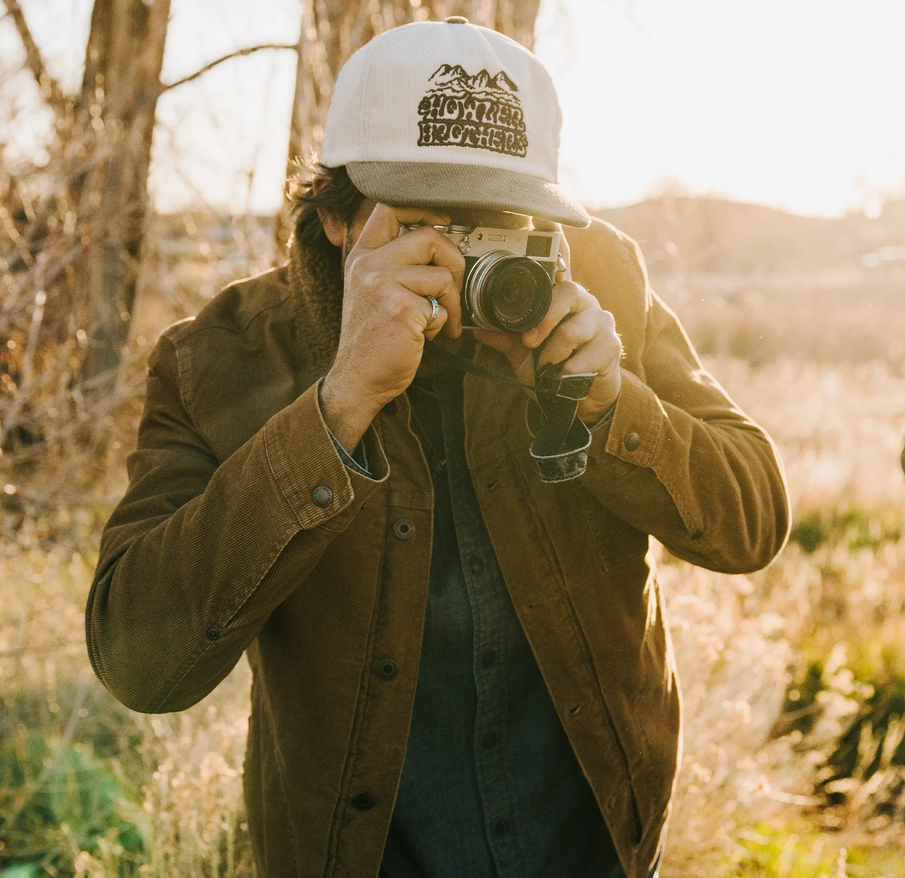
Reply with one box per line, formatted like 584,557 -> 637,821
346,162 -> 590,228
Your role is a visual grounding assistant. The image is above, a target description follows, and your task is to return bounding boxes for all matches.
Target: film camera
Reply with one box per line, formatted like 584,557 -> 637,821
402,224 -> 563,332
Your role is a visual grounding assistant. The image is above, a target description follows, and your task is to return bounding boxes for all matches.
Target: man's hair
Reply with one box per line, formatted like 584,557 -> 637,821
289,162 -> 366,254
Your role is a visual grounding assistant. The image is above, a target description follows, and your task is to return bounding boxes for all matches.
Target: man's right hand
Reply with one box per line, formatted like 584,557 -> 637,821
320,204 -> 465,451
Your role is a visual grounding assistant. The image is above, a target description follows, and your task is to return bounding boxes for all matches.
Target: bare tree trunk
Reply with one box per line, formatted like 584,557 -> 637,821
2,0 -> 299,473
2,0 -> 304,500
274,0 -> 326,253
275,0 -> 542,254
74,0 -> 172,382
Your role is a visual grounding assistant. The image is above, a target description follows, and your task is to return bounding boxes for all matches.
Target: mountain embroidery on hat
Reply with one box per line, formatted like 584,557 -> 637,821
417,65 -> 527,157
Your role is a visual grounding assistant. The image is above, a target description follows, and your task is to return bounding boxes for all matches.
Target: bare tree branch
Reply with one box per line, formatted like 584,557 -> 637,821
160,43 -> 298,93
0,0 -> 67,108
1,255 -> 48,447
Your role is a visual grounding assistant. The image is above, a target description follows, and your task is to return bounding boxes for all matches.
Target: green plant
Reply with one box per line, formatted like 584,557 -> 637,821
0,733 -> 146,877
729,821 -> 905,877
789,508 -> 904,555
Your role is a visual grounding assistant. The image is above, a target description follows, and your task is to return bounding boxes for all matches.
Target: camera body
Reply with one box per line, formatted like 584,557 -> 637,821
404,224 -> 562,332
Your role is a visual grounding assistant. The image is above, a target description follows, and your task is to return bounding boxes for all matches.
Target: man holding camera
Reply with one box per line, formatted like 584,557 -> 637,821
87,17 -> 790,878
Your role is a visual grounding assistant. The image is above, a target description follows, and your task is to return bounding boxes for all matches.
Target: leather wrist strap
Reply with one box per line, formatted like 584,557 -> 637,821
422,342 -> 595,482
530,365 -> 595,482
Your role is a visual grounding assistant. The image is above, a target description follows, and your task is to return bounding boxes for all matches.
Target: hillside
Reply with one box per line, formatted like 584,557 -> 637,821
594,196 -> 905,280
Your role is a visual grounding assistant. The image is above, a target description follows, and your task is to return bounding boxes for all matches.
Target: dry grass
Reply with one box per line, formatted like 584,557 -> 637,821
655,345 -> 905,876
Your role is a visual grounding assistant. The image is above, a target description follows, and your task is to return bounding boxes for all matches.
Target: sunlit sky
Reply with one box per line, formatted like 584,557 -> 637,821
4,0 -> 905,217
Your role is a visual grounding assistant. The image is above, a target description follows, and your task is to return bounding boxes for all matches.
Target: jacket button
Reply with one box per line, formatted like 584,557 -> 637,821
205,627 -> 220,641
375,658 -> 398,680
624,432 -> 641,452
351,793 -> 375,811
312,485 -> 333,507
482,732 -> 498,749
393,518 -> 414,540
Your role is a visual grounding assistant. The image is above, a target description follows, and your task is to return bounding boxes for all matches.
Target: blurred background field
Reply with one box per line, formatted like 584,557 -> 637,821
3,0 -> 905,875
3,197 -> 905,877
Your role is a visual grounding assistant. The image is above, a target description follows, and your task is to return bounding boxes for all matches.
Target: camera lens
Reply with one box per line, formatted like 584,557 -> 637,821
487,258 -> 552,330
466,253 -> 553,332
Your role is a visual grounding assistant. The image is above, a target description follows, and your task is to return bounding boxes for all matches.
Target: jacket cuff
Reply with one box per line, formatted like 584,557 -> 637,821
602,369 -> 663,468
263,382 -> 388,531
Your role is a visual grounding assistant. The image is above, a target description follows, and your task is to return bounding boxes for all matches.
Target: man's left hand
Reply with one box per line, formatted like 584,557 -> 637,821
474,224 -> 622,425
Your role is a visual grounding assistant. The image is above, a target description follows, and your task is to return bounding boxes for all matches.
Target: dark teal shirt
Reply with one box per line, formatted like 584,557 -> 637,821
379,369 -> 622,878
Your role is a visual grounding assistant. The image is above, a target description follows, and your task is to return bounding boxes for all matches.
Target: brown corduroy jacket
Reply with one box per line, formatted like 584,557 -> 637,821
87,217 -> 790,878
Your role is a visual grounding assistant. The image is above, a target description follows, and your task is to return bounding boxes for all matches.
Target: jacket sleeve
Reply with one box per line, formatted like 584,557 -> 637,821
577,233 -> 790,574
86,334 -> 388,714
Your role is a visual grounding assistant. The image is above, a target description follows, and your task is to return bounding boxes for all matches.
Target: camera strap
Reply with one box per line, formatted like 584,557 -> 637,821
531,365 -> 595,483
423,342 -> 594,483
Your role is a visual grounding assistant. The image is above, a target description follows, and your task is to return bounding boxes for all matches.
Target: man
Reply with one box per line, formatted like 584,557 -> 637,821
87,17 -> 790,878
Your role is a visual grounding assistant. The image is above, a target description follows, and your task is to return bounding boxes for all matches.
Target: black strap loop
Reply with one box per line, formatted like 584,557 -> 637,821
423,342 -> 594,482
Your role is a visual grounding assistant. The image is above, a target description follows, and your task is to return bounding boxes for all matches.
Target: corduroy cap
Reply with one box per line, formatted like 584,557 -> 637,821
321,18 -> 590,228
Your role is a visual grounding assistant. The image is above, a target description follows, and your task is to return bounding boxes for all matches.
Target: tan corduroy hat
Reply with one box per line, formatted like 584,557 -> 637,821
321,17 -> 590,228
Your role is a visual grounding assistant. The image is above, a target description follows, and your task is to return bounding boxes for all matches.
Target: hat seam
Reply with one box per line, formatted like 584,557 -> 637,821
359,44 -> 375,166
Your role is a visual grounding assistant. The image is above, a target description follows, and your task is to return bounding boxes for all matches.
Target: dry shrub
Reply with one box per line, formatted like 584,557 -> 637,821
675,284 -> 905,368
136,666 -> 253,878
1,148 -> 148,515
700,355 -> 905,514
0,515 -> 144,876
658,556 -> 808,875
0,510 -> 254,878
658,539 -> 905,874
654,351 -> 905,874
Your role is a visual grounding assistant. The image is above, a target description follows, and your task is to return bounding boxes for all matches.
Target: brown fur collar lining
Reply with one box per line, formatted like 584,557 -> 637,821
287,238 -> 344,375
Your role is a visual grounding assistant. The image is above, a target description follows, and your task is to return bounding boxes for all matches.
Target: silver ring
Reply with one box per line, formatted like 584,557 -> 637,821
424,295 -> 440,329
